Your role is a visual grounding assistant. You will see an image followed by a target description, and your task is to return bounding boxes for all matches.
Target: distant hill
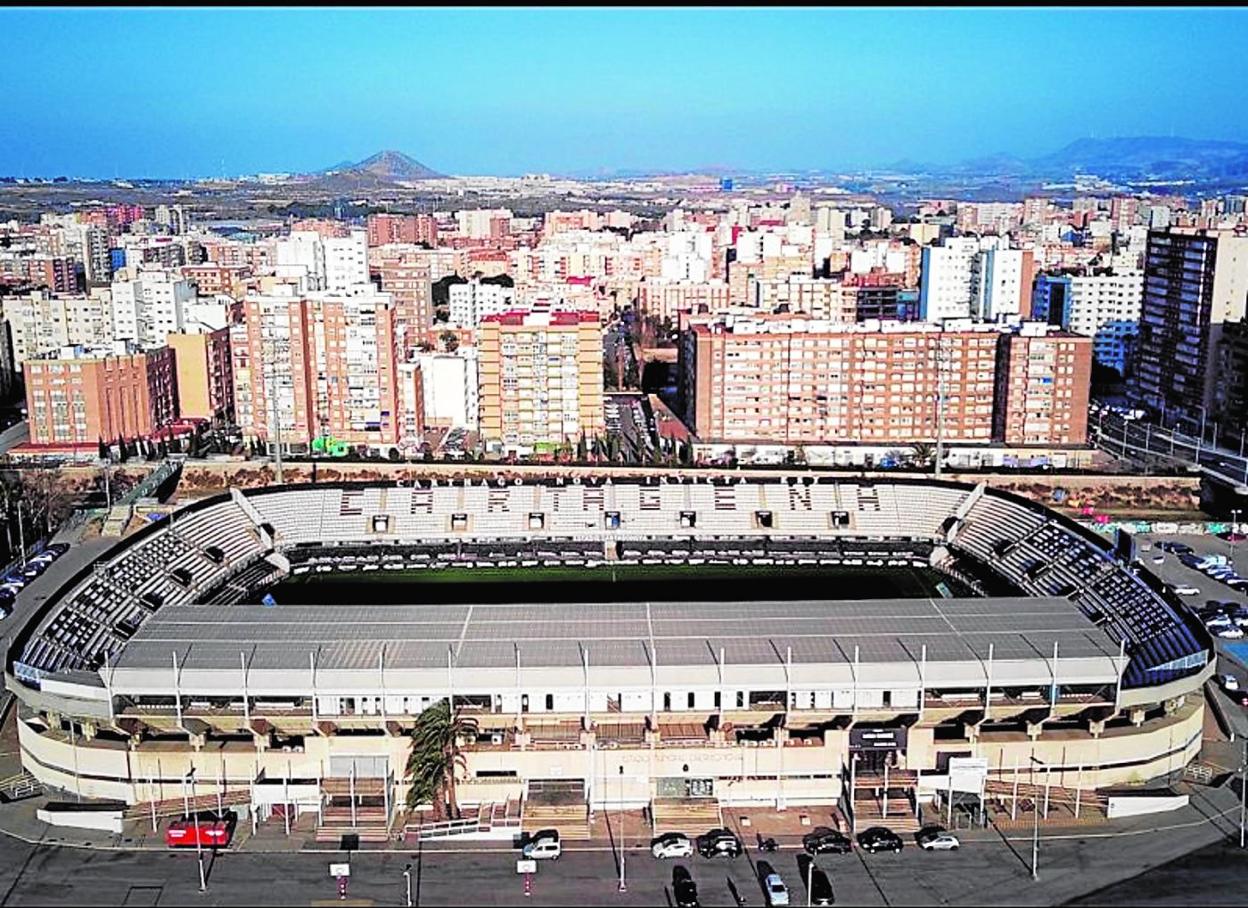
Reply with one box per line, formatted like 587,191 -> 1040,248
872,136 -> 1248,183
1030,136 -> 1248,180
306,150 -> 444,187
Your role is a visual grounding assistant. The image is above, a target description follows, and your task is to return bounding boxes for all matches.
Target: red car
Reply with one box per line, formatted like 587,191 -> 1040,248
165,817 -> 233,848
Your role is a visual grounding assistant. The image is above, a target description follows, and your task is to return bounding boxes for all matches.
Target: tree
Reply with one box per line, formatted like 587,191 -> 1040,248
97,437 -> 109,462
576,434 -> 588,462
909,443 -> 936,470
404,699 -> 479,820
439,330 -> 460,353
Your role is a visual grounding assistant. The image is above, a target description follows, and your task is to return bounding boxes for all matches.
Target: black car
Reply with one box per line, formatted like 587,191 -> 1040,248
802,827 -> 853,855
856,826 -> 904,854
673,865 -> 699,908
1159,541 -> 1193,555
696,828 -> 743,858
809,867 -> 835,906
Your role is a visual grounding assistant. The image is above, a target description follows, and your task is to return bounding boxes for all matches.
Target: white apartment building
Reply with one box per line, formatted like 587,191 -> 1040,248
1,289 -> 114,367
1032,270 -> 1144,375
416,348 -> 479,430
972,247 -> 1032,322
111,268 -> 197,349
274,231 -> 327,291
447,279 -> 516,328
322,230 -> 369,291
918,237 -> 983,321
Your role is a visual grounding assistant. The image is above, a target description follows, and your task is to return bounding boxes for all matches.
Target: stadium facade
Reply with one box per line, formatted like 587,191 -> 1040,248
5,477 -> 1212,836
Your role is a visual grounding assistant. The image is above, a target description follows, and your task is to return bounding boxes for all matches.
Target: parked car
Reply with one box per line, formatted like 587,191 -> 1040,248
802,827 -> 853,855
763,871 -> 790,906
522,829 -> 561,861
1151,554 -> 1166,564
1172,586 -> 1202,596
652,832 -> 694,859
1216,626 -> 1246,639
1220,673 -> 1242,692
673,865 -> 699,908
696,828 -> 743,859
808,867 -> 835,906
856,827 -> 904,854
919,832 -> 961,851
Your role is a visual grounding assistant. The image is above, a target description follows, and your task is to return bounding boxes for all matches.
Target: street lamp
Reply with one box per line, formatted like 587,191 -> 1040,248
1232,509 -> 1243,561
403,862 -> 413,907
186,769 -> 206,892
618,766 -> 626,893
1029,756 -> 1046,881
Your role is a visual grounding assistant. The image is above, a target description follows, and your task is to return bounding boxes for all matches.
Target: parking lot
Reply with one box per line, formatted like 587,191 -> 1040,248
605,393 -> 656,462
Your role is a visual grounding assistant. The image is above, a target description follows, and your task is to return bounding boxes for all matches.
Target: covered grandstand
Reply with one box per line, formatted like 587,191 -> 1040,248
4,476 -> 1214,839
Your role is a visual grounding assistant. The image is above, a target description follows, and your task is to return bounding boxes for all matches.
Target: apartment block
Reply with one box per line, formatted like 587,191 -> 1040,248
168,329 -> 234,424
366,213 -> 438,248
477,311 -> 604,454
24,344 -> 177,447
1132,227 -> 1248,426
1032,270 -> 1143,375
993,327 -> 1092,446
2,289 -> 114,367
677,316 -> 1089,447
637,279 -> 732,323
111,269 -> 197,348
448,279 -> 516,328
370,244 -> 435,349
230,288 -> 412,451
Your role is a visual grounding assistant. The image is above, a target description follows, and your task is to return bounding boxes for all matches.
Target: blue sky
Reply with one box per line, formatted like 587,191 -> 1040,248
1,6 -> 1246,178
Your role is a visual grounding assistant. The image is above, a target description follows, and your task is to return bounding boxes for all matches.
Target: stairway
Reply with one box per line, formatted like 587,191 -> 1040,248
522,801 -> 591,840
315,805 -> 391,844
650,798 -> 723,835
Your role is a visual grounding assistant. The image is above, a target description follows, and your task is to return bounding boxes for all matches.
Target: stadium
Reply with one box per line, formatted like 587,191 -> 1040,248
5,476 -> 1213,840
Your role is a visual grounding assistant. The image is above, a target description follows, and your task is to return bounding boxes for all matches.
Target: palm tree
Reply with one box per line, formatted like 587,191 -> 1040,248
909,443 -> 936,470
404,698 -> 479,820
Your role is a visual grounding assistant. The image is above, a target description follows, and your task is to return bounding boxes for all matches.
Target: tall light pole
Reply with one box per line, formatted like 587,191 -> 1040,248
1232,509 -> 1243,562
806,855 -> 814,908
618,766 -> 626,893
187,769 -> 206,892
1240,740 -> 1247,850
1029,756 -> 1045,881
403,862 -> 413,907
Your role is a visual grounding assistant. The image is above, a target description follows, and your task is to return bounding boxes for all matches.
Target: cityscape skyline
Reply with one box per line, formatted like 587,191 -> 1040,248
3,7 -> 1248,179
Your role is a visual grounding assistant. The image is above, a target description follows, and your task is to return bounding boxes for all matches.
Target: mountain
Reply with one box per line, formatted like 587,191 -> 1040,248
307,150 -> 444,185
865,136 -> 1248,185
1030,136 -> 1248,180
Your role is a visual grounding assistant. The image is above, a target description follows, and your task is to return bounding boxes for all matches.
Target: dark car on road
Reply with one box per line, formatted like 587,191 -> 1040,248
856,826 -> 904,854
696,828 -> 743,858
802,827 -> 853,855
673,865 -> 699,908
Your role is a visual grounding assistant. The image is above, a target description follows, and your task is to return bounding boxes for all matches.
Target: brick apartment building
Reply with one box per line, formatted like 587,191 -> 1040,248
477,310 -> 604,454
24,344 -> 177,447
677,316 -> 1091,448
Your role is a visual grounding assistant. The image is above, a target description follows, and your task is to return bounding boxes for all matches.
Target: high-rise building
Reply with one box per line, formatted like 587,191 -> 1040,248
1032,270 -> 1143,375
167,329 -> 234,424
111,268 -> 197,349
24,343 -> 177,447
230,287 -> 414,451
1132,228 -> 1248,428
993,326 -> 1092,446
2,289 -> 115,368
370,244 -> 435,350
448,279 -> 516,328
322,229 -> 369,291
971,247 -> 1035,322
477,311 -> 604,455
918,237 -> 982,321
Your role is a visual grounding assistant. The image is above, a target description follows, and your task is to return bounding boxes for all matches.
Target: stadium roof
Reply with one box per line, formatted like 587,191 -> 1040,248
106,597 -> 1126,696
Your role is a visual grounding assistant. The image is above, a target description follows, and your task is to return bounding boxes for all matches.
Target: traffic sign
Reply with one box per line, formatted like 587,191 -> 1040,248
329,862 -> 351,877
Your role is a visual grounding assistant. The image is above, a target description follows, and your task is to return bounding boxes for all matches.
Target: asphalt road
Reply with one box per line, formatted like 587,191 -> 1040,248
0,790 -> 1243,908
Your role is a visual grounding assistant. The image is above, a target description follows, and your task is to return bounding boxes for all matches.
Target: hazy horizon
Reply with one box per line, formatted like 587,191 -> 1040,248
3,7 -> 1247,180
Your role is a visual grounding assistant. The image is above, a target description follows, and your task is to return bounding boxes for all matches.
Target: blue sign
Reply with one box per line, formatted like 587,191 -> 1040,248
261,593 -> 277,608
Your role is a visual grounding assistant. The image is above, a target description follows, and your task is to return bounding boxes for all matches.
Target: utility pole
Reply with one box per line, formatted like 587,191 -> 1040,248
1029,756 -> 1045,880
618,766 -> 627,893
403,863 -> 413,907
934,335 -> 947,479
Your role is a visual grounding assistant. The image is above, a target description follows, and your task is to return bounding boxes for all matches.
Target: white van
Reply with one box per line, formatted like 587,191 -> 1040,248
522,832 -> 562,861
